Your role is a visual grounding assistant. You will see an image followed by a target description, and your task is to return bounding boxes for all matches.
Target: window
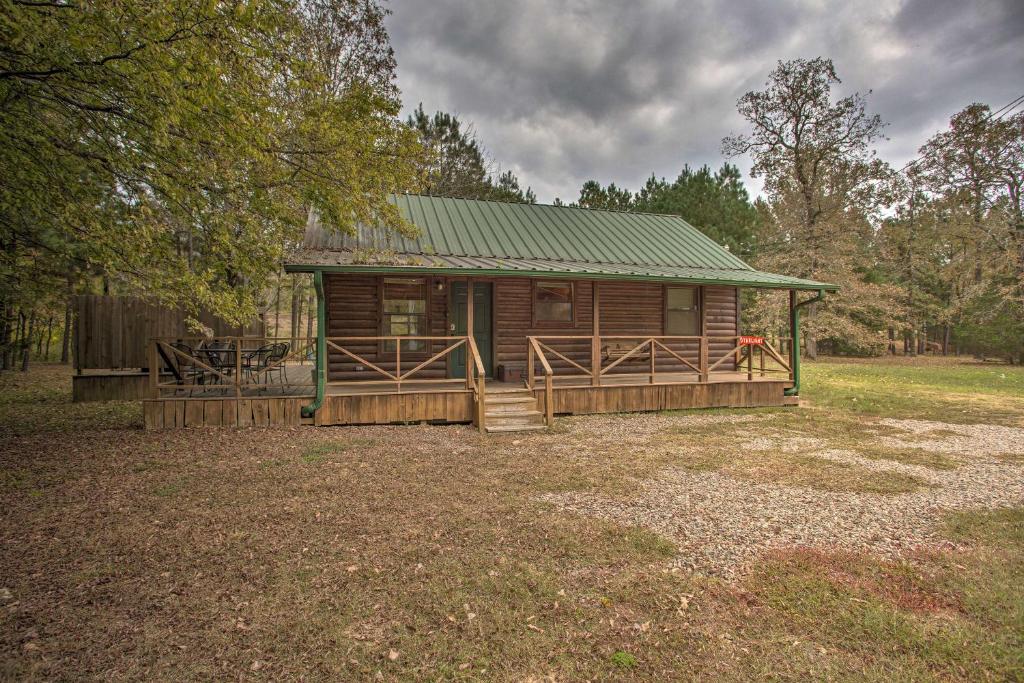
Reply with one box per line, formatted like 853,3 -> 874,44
383,278 -> 427,352
665,286 -> 699,335
534,281 -> 574,323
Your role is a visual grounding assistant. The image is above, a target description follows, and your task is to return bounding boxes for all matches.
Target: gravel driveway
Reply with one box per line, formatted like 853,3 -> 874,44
541,416 -> 1024,577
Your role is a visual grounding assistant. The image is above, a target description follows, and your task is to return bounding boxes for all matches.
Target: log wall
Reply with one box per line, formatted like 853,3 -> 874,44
324,274 -> 739,380
325,274 -> 448,381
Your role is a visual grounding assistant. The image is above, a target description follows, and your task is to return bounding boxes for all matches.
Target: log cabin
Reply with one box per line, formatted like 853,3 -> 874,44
143,194 -> 836,431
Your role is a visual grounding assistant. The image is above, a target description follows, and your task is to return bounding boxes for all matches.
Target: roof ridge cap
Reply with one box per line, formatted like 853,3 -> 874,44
399,192 -> 685,220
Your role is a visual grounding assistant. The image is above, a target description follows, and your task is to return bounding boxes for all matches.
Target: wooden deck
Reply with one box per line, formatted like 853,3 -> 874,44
142,333 -> 798,429
143,372 -> 794,429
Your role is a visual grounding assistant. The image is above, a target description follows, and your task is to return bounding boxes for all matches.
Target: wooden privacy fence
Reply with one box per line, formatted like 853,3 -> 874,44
74,295 -> 264,370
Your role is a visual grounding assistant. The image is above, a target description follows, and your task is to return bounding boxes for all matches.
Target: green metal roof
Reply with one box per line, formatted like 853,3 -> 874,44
287,194 -> 837,291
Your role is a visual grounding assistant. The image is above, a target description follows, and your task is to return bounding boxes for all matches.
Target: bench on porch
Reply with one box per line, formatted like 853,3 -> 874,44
602,341 -> 651,363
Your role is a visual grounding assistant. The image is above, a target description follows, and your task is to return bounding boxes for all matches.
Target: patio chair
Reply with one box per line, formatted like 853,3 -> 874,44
265,342 -> 289,385
169,341 -> 206,388
199,340 -> 236,392
243,343 -> 277,386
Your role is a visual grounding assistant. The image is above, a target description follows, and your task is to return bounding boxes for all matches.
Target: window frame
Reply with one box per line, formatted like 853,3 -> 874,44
379,276 -> 431,357
663,285 -> 702,337
531,279 -> 577,327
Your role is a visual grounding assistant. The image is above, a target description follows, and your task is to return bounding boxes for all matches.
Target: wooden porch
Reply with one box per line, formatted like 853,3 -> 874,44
142,331 -> 796,430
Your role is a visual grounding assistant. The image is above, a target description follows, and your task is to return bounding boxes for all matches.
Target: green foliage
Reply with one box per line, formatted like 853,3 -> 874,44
407,105 -> 535,203
0,0 -> 425,333
725,58 -> 900,356
570,165 -> 759,258
954,287 -> 1024,360
575,180 -> 633,211
633,163 -> 758,256
609,651 -> 637,668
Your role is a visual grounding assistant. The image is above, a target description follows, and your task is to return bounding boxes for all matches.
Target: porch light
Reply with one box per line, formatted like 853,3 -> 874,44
435,279 -> 445,291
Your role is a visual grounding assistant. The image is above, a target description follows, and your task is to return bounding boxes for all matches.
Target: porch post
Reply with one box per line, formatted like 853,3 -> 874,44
301,270 -> 326,418
591,281 -> 600,386
786,288 -> 800,397
466,279 -> 475,388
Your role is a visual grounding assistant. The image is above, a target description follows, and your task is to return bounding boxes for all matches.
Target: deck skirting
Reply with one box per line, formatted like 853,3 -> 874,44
535,380 -> 793,416
141,380 -> 793,429
315,390 -> 474,426
142,397 -> 308,429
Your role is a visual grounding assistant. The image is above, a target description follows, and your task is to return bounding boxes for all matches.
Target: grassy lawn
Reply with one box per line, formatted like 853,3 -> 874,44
801,356 -> 1024,426
1,359 -> 1022,680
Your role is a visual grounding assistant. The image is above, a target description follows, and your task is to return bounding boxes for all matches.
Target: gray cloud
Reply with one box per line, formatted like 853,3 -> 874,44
386,0 -> 1024,202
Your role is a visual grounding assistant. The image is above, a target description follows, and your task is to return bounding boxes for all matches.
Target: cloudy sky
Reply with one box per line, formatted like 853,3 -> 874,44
385,0 -> 1023,203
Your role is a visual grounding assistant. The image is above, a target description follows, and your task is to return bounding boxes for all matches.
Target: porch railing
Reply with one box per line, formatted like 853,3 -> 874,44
323,335 -> 488,431
526,335 -> 793,390
147,336 -> 316,399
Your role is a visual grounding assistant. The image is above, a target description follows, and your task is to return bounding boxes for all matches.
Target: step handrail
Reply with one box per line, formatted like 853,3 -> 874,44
467,336 -> 486,432
527,337 -> 554,426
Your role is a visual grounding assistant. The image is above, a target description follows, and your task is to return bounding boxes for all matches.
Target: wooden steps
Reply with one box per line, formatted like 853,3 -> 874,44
483,388 -> 547,433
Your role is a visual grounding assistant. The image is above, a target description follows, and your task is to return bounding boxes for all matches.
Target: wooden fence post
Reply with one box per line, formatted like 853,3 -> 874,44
527,340 -> 534,390
148,339 -> 158,398
649,339 -> 656,384
699,337 -> 708,383
591,283 -> 600,386
545,373 -> 553,426
235,337 -> 242,397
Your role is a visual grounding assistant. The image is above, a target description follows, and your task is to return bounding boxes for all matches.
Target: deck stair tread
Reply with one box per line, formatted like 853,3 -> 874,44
481,388 -> 548,433
485,409 -> 542,419
484,396 -> 535,404
485,423 -> 548,433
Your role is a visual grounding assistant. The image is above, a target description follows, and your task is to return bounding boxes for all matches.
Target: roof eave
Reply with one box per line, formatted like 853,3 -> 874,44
283,262 -> 839,291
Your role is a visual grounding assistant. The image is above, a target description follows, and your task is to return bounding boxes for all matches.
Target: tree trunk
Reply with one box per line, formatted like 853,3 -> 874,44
306,291 -> 314,340
802,304 -> 818,359
942,325 -> 950,356
272,273 -> 282,338
0,301 -> 11,371
44,316 -> 53,360
36,317 -> 47,357
290,278 -> 300,349
887,328 -> 896,355
21,310 -> 34,371
61,296 -> 72,364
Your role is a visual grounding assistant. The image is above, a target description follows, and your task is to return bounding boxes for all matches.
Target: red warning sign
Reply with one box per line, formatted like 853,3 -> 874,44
739,335 -> 765,346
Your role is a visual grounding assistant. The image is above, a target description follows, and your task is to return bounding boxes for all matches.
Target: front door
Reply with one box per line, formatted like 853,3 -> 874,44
450,282 -> 493,378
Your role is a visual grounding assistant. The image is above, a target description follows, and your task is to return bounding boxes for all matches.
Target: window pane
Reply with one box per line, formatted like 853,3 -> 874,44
667,287 -> 696,311
535,282 -> 573,321
383,299 -> 426,314
666,310 -> 699,335
536,282 -> 572,302
402,339 -> 425,352
536,302 -> 572,321
382,277 -> 427,351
